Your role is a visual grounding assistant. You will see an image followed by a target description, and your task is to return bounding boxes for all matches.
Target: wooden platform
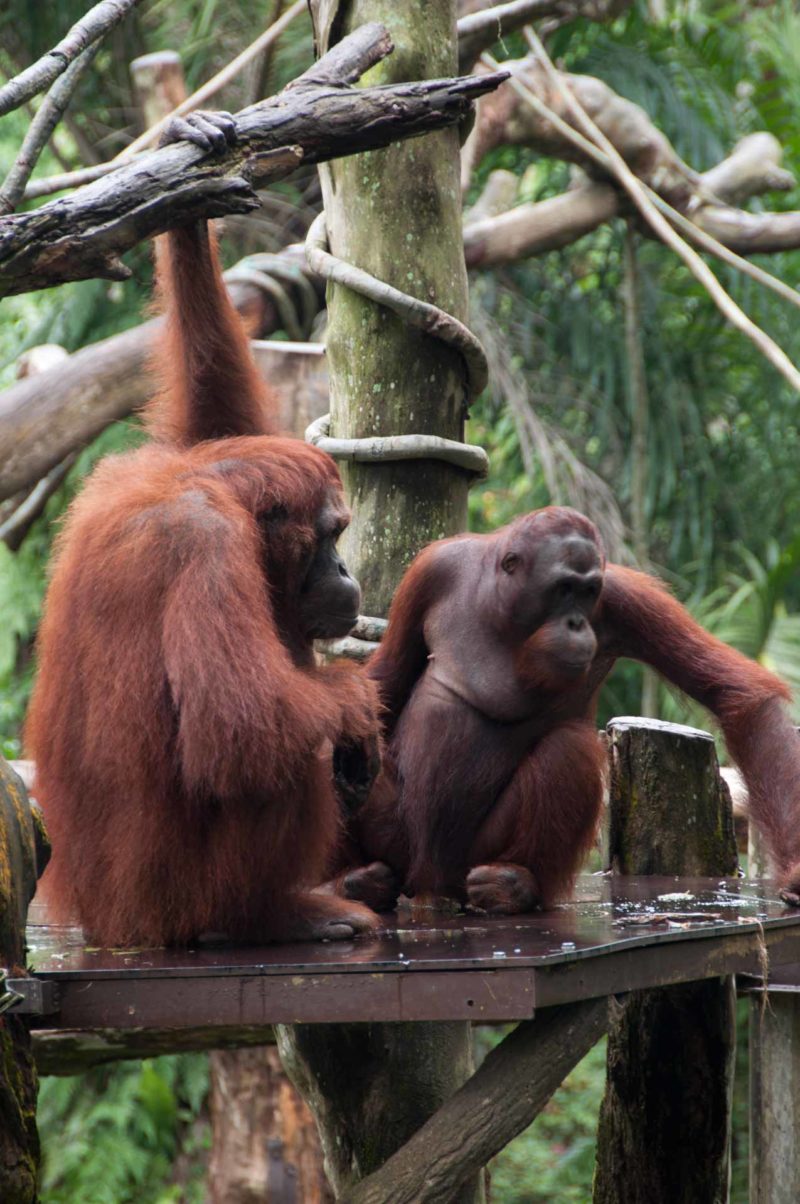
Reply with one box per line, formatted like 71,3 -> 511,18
11,875 -> 800,1029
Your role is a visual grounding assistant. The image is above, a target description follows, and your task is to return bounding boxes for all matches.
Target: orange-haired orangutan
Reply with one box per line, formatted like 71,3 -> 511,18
26,114 -> 381,946
341,506 -> 800,914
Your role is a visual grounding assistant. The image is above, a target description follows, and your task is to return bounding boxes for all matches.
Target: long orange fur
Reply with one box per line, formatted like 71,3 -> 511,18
26,220 -> 381,945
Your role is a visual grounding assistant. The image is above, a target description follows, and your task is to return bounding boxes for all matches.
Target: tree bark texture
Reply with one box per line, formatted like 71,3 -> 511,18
314,0 -> 473,614
276,1022 -> 481,1202
0,760 -> 47,1204
0,23 -> 501,296
604,718 -> 738,879
336,1003 -> 607,1204
209,1046 -> 333,1204
593,719 -> 738,1204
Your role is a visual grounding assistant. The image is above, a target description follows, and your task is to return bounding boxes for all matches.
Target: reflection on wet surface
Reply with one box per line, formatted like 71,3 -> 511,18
25,875 -> 800,981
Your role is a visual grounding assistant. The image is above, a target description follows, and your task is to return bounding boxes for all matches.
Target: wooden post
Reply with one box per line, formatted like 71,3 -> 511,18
0,759 -> 48,1204
593,718 -> 739,1204
130,52 -> 187,132
750,993 -> 800,1204
749,723 -> 800,1204
279,2 -> 483,1200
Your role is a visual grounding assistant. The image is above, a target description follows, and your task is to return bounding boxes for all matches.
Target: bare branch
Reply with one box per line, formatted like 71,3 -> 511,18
465,53 -> 699,205
0,454 -> 78,551
464,178 -> 616,265
0,23 -> 506,295
0,0 -> 144,118
465,168 -> 519,221
23,0 -> 308,201
693,206 -> 800,257
458,0 -> 564,70
700,133 -> 796,206
0,43 -> 102,215
463,49 -> 800,305
0,252 -> 320,502
114,0 -> 309,159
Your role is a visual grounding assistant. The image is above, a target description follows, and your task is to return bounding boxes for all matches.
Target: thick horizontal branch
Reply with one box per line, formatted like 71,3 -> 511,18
458,0 -> 564,70
462,57 -> 800,265
700,133 -> 796,206
464,179 -> 616,266
463,55 -> 697,205
0,284 -> 253,501
0,23 -> 505,296
464,179 -> 800,274
693,206 -> 800,255
344,1000 -> 607,1204
34,1025 -> 276,1077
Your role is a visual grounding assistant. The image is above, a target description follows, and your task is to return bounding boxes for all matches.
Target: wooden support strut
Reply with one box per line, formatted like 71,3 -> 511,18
283,1000 -> 608,1204
749,990 -> 800,1204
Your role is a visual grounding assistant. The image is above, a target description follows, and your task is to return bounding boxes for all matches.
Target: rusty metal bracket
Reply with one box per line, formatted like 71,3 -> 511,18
0,971 -> 59,1016
0,969 -> 23,1016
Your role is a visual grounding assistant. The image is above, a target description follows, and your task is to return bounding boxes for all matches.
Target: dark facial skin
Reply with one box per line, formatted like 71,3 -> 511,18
299,501 -> 361,640
354,510 -> 608,894
506,531 -> 603,687
496,526 -> 603,637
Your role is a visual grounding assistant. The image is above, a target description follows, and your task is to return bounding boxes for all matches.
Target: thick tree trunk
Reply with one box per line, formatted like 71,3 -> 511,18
332,1004 -> 607,1204
593,718 -> 739,1204
278,1024 -> 479,1201
314,0 -> 472,613
209,1047 -> 333,1204
278,4 -> 484,1201
0,760 -> 47,1204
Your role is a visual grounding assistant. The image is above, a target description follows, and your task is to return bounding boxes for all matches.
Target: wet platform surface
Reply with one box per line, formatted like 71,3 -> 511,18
20,875 -> 800,1026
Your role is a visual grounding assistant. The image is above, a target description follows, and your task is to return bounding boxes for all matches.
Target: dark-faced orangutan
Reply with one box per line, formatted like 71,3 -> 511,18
26,113 -> 381,947
339,506 -> 800,914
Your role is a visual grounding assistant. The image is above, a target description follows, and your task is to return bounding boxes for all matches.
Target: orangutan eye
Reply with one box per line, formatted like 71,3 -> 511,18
502,553 -> 520,574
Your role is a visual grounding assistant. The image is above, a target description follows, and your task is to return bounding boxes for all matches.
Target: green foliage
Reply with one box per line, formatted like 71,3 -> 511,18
470,0 -> 800,598
486,1035 -> 607,1203
0,538 -> 45,757
39,1055 -> 210,1204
